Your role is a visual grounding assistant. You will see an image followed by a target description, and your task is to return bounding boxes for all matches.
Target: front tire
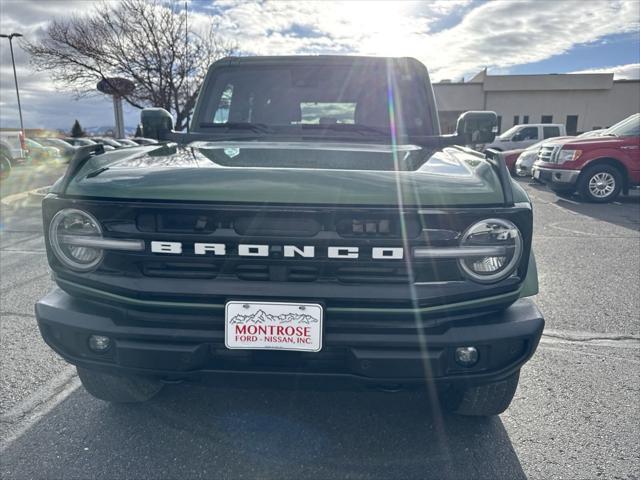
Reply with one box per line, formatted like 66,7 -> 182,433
445,371 -> 520,416
77,367 -> 164,403
578,165 -> 622,203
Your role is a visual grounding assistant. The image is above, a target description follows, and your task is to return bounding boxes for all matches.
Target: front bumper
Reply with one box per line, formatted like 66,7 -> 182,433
532,165 -> 580,185
36,288 -> 544,388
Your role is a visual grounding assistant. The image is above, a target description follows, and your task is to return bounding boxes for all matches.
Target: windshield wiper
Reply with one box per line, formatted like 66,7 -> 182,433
199,122 -> 272,133
86,166 -> 110,178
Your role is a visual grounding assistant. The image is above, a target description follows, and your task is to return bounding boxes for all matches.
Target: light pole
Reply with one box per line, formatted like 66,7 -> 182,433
0,33 -> 25,134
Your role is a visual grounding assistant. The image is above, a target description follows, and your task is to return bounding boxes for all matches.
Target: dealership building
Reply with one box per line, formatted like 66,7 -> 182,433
433,70 -> 640,135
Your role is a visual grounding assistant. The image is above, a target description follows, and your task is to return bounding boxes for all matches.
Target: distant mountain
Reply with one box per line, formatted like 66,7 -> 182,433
229,309 -> 319,325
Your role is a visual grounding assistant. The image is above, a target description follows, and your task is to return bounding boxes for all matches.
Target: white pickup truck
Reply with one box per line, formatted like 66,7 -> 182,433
484,123 -> 566,151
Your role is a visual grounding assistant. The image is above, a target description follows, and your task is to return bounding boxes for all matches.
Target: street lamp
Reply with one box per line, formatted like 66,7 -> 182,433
0,33 -> 25,134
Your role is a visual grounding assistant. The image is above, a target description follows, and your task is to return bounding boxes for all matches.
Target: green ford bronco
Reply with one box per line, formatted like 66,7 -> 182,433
36,56 -> 543,416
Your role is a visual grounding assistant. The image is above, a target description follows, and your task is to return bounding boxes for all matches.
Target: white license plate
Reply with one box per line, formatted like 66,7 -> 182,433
533,169 -> 541,179
225,301 -> 323,352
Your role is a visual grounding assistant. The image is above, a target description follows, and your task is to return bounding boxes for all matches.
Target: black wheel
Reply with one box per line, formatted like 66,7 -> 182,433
0,152 -> 11,181
578,164 -> 623,203
444,371 -> 520,416
77,367 -> 163,403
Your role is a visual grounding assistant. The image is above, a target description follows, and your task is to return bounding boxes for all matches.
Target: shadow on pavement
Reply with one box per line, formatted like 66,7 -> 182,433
523,179 -> 640,231
2,383 -> 525,479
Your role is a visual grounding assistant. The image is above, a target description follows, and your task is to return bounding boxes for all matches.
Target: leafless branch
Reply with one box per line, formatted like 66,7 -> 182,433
24,0 -> 237,131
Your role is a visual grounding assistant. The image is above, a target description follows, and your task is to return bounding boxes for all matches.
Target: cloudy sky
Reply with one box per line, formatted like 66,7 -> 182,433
1,0 -> 639,132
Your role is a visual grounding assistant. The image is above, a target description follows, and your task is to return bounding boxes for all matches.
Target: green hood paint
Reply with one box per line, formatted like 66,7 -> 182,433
60,141 -> 511,207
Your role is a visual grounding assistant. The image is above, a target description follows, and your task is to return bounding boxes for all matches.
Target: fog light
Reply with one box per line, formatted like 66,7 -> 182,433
455,346 -> 479,367
88,335 -> 111,352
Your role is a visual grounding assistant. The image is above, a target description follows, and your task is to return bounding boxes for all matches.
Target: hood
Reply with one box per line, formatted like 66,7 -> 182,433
543,135 -> 623,149
58,141 -> 505,207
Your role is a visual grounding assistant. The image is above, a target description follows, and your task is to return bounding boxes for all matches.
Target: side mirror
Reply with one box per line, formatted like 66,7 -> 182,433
455,111 -> 497,145
141,108 -> 174,141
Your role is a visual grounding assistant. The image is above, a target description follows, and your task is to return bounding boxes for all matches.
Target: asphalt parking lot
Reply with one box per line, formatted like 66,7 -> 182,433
0,166 -> 638,479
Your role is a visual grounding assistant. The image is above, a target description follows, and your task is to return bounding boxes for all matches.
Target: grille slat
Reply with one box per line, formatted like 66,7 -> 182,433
537,145 -> 557,163
139,260 -> 462,284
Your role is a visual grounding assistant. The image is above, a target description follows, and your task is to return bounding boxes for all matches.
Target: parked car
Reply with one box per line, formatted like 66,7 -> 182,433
484,124 -> 566,151
131,137 -> 158,145
514,137 -> 573,178
64,137 -> 115,151
502,137 -> 572,175
91,137 -> 124,149
25,138 -> 60,163
532,113 -> 640,202
116,138 -> 139,147
33,137 -> 79,162
35,55 -> 544,417
0,130 -> 27,161
64,137 -> 98,147
503,149 -> 525,174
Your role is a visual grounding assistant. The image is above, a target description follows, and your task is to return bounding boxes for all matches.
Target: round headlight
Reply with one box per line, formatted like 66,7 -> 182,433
49,209 -> 104,271
458,219 -> 522,283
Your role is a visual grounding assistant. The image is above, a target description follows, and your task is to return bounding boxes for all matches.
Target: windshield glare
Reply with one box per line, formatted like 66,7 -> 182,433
201,63 -> 432,137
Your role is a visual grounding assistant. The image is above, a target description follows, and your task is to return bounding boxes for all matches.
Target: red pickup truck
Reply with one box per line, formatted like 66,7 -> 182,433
532,114 -> 640,202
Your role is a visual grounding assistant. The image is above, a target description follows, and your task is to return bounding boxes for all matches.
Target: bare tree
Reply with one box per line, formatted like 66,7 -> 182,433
25,0 -> 236,131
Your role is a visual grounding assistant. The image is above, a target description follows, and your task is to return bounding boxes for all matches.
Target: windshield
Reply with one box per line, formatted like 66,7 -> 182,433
603,114 -> 640,137
199,62 -> 433,138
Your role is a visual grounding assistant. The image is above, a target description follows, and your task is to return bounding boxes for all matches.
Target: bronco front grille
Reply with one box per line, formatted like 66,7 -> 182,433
44,199 -> 534,303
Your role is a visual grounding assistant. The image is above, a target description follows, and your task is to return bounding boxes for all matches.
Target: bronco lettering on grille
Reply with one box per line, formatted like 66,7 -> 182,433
150,241 -> 403,260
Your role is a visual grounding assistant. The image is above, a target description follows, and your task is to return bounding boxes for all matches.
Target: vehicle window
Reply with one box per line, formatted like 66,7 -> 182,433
203,63 -> 432,136
543,126 -> 560,138
498,125 -> 519,140
298,102 -> 356,124
515,126 -> 538,140
213,84 -> 234,123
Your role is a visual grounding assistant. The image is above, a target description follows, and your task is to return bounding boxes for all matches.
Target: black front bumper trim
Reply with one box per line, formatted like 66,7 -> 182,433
36,288 -> 544,387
